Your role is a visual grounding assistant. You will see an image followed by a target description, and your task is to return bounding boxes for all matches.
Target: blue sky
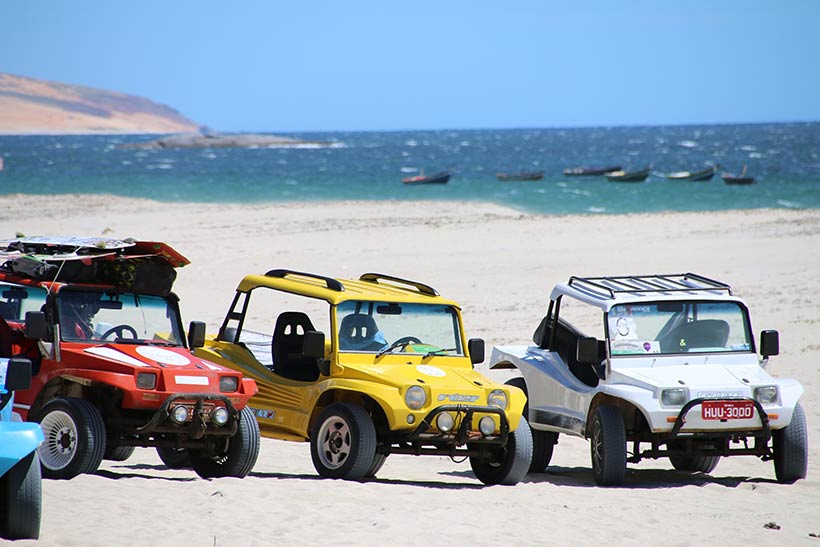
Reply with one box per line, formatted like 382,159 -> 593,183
3,1 -> 819,132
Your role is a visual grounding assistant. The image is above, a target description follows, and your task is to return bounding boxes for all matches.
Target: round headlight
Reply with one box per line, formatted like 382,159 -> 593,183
213,407 -> 230,426
754,385 -> 779,404
170,405 -> 189,424
219,376 -> 238,393
405,386 -> 426,410
479,416 -> 496,436
488,389 -> 508,410
436,412 -> 455,433
661,388 -> 687,406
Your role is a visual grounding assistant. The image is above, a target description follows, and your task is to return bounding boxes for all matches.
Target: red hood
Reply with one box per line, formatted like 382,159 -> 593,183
62,343 -> 234,374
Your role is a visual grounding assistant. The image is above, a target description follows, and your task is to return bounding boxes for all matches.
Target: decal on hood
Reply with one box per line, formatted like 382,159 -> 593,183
416,365 -> 445,377
135,346 -> 191,366
84,347 -> 150,367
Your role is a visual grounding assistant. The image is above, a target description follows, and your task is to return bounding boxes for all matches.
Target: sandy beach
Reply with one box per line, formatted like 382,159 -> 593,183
3,194 -> 819,546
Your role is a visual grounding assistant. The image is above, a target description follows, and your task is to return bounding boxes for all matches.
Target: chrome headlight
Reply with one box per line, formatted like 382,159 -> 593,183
136,372 -> 157,390
436,412 -> 455,433
212,407 -> 230,426
754,385 -> 779,404
478,416 -> 496,436
405,385 -> 426,410
661,388 -> 687,407
488,389 -> 508,410
219,376 -> 238,393
170,405 -> 189,424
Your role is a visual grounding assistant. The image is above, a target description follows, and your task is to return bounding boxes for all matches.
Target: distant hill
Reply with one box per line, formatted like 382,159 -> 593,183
0,73 -> 200,135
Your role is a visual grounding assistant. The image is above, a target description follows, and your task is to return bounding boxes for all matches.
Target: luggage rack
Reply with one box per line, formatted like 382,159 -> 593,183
567,273 -> 733,299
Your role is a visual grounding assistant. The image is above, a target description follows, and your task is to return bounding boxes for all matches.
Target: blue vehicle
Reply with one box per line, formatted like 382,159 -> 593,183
0,357 -> 43,540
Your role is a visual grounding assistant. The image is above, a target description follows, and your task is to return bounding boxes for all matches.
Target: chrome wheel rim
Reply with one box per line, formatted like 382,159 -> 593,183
316,415 -> 352,470
39,410 -> 78,470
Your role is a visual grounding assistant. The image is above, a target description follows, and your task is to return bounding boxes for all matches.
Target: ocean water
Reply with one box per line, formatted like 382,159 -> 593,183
2,123 -> 819,215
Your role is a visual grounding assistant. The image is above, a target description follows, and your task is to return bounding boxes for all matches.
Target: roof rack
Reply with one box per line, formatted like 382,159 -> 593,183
567,273 -> 732,298
359,273 -> 439,296
265,269 -> 345,292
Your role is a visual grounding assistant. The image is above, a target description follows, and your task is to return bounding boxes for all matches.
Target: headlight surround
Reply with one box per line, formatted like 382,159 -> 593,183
219,376 -> 239,393
170,404 -> 189,424
405,385 -> 426,410
212,407 -> 230,426
488,389 -> 508,410
136,372 -> 157,390
754,385 -> 779,404
661,388 -> 687,407
436,412 -> 455,433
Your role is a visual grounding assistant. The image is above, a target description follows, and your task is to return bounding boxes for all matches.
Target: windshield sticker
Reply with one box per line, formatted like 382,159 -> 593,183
135,346 -> 190,366
416,365 -> 446,377
611,340 -> 660,355
610,316 -> 638,340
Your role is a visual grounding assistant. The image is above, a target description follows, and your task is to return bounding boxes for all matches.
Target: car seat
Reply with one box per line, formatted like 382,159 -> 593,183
658,319 -> 731,353
338,313 -> 384,352
271,311 -> 319,382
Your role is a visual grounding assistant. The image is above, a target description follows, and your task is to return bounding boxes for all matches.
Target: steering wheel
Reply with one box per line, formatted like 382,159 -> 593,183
393,336 -> 422,346
100,324 -> 139,341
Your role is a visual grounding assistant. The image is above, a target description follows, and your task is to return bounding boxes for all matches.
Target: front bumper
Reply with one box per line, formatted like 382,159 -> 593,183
389,404 -> 510,450
123,393 -> 239,443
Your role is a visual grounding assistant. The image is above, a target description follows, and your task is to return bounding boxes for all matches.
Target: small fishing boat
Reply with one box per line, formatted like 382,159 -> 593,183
402,171 -> 451,185
563,165 -> 621,176
665,165 -> 717,182
496,171 -> 544,181
722,165 -> 755,185
605,166 -> 651,182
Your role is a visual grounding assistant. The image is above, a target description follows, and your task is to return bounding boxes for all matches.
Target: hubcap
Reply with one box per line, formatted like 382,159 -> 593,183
317,415 -> 352,470
39,409 -> 79,470
591,418 -> 603,472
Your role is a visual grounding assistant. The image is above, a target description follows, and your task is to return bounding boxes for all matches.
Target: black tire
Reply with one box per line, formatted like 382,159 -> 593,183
505,377 -> 558,473
773,403 -> 808,483
589,404 -> 626,486
668,441 -> 720,473
0,451 -> 42,540
310,403 -> 377,481
189,406 -> 261,479
366,452 -> 388,478
156,447 -> 191,469
469,419 -> 533,486
104,445 -> 136,462
36,397 -> 106,480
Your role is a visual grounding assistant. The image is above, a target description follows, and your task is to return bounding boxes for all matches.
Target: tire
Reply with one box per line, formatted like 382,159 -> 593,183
36,397 -> 106,480
189,407 -> 261,479
104,444 -> 136,462
156,447 -> 191,469
310,403 -> 377,481
469,419 -> 533,486
366,452 -> 388,478
773,403 -> 808,484
589,404 -> 626,486
0,451 -> 42,540
505,377 -> 558,473
668,441 -> 720,473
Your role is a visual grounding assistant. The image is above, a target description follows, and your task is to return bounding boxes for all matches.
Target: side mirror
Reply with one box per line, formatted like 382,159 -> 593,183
468,338 -> 485,365
532,315 -> 550,348
576,337 -> 599,364
24,311 -> 48,340
760,330 -> 779,357
3,357 -> 32,391
303,331 -> 326,359
188,321 -> 206,349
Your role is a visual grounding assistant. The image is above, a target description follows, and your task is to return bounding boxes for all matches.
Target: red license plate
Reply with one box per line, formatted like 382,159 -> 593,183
701,400 -> 754,420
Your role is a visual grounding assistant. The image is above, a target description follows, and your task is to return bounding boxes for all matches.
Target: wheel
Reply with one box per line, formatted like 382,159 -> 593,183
469,419 -> 533,486
189,407 -> 261,479
36,397 -> 106,480
668,441 -> 720,473
505,377 -> 558,473
773,403 -> 808,483
0,451 -> 41,539
589,404 -> 626,486
366,452 -> 388,478
310,403 -> 377,481
156,447 -> 191,469
100,324 -> 138,340
104,444 -> 136,462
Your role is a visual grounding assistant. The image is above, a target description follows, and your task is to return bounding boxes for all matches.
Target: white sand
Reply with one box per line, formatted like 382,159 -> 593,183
4,195 -> 819,546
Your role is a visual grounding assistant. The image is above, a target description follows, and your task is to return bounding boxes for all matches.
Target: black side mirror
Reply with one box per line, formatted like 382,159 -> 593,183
760,330 -> 779,357
532,315 -> 550,348
4,357 -> 32,391
468,338 -> 485,365
303,331 -> 326,359
188,321 -> 206,349
577,337 -> 599,364
24,311 -> 48,340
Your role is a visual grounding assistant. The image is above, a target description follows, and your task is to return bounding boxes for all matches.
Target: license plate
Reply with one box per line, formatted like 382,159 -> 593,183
701,400 -> 754,420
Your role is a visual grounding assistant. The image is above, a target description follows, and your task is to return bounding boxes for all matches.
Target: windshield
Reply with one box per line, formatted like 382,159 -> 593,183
608,301 -> 752,356
0,282 -> 48,323
57,290 -> 184,345
336,301 -> 463,356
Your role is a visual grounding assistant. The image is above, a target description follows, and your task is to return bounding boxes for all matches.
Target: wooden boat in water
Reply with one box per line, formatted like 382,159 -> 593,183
402,171 -> 451,185
496,171 -> 544,181
605,167 -> 651,182
722,165 -> 755,185
563,165 -> 621,176
665,165 -> 717,182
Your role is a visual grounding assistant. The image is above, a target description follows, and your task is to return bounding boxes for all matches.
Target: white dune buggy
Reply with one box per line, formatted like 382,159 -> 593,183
489,273 -> 807,486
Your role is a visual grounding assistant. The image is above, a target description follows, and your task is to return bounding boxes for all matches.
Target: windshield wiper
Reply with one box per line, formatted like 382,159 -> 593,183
423,347 -> 458,358
376,340 -> 413,357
